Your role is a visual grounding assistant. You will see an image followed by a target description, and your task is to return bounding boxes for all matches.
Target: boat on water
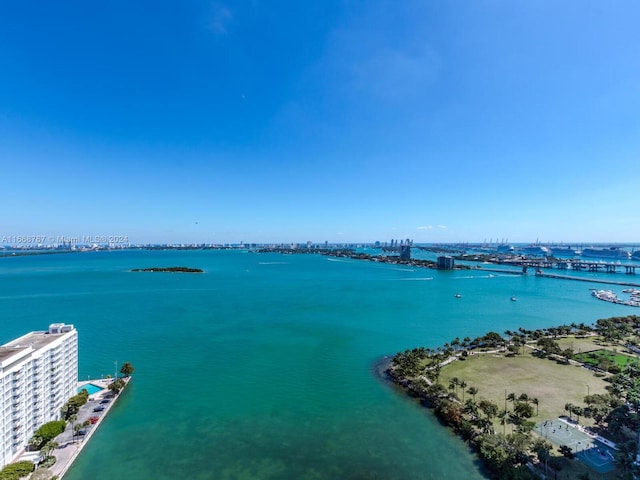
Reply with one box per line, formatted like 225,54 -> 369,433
510,296 -> 517,302
496,244 -> 514,253
581,247 -> 631,260
550,245 -> 580,257
454,293 -> 462,298
591,288 -> 640,307
518,243 -> 550,256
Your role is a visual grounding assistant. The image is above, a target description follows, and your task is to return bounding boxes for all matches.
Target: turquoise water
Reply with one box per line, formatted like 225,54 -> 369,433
78,384 -> 104,395
1,250 -> 637,479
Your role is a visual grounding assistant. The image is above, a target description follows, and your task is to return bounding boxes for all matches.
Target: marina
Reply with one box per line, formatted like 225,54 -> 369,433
591,289 -> 640,307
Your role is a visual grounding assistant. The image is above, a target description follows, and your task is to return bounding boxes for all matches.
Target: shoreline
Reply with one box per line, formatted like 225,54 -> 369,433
48,377 -> 131,479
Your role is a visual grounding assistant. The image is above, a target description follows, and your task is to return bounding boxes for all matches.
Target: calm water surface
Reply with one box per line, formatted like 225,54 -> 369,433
1,250 -> 636,479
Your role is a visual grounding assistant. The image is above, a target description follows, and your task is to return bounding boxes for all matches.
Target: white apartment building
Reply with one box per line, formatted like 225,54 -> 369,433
0,324 -> 78,467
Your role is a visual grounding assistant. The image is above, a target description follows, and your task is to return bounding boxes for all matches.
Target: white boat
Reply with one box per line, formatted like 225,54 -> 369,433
496,244 -> 514,253
510,296 -> 517,301
454,293 -> 462,298
581,247 -> 631,260
519,244 -> 550,256
550,245 -> 580,257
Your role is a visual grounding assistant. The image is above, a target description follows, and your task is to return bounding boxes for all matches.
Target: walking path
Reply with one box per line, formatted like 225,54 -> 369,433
45,377 -> 130,479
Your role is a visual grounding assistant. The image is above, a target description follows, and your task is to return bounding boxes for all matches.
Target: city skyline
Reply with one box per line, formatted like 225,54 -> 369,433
1,1 -> 639,244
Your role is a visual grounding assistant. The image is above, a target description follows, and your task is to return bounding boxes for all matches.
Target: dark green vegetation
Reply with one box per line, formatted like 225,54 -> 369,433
108,378 -> 126,394
131,266 -> 203,273
574,350 -> 632,373
0,461 -> 34,480
388,315 -> 640,479
28,421 -> 66,450
120,361 -> 135,377
60,389 -> 89,420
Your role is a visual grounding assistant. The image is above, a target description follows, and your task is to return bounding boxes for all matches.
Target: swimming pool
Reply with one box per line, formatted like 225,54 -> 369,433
78,383 -> 104,395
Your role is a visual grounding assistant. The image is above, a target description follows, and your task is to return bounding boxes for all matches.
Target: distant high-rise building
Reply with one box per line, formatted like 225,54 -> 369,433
437,256 -> 455,270
400,244 -> 411,261
0,324 -> 78,467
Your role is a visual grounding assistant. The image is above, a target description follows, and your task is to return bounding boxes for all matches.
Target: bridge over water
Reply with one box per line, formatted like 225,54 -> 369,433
499,259 -> 640,275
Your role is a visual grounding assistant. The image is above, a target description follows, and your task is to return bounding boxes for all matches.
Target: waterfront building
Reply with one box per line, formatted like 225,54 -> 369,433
0,324 -> 78,467
437,256 -> 455,270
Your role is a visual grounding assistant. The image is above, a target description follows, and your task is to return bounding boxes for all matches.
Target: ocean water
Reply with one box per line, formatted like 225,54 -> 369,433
1,250 -> 637,479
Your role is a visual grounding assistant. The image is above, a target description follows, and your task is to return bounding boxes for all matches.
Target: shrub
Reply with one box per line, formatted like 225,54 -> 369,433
0,460 -> 35,480
29,421 -> 66,450
38,456 -> 56,469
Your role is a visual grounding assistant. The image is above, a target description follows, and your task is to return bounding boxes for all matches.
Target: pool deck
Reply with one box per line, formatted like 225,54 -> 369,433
47,377 -> 131,479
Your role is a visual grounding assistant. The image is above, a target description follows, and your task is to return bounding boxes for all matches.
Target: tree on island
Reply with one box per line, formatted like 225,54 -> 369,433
120,362 -> 135,377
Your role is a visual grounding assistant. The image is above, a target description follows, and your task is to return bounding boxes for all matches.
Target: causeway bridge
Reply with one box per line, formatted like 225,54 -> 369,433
498,259 -> 640,275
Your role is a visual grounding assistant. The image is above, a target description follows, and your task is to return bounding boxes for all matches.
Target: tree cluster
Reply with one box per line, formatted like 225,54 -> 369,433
60,389 -> 89,420
108,378 -> 126,394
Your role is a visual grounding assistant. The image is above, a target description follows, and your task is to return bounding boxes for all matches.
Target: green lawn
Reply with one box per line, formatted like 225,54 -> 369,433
441,351 -> 607,424
555,336 -> 602,355
573,349 -> 638,369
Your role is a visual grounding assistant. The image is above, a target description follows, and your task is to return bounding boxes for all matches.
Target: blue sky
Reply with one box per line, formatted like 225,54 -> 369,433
1,1 -> 639,244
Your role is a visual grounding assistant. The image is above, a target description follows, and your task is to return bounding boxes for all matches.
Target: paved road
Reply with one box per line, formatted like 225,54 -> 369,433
46,379 -> 127,479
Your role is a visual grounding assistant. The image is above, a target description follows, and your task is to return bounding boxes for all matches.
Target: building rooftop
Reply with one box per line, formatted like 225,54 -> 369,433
0,324 -> 75,364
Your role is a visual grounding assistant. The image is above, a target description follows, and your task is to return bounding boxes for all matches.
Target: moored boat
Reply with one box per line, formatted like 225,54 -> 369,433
581,247 -> 630,260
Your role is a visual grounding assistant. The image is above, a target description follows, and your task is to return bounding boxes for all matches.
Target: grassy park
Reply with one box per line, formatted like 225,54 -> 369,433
441,351 -> 606,425
573,349 -> 639,370
389,316 -> 640,479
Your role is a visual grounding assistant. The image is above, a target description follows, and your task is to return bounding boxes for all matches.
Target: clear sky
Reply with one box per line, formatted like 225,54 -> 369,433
1,1 -> 639,245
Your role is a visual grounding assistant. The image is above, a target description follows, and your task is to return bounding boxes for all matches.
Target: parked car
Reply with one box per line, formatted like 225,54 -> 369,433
93,405 -> 105,412
89,416 -> 99,424
77,429 -> 87,435
100,399 -> 110,404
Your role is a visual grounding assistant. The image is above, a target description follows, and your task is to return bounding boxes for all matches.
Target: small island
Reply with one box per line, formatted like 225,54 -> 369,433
131,266 -> 203,273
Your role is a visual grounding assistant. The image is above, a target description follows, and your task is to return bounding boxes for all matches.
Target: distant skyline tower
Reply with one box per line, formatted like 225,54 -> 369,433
437,256 -> 455,269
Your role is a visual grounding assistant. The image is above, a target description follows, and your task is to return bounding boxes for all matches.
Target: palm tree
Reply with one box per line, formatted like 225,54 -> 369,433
467,386 -> 478,402
572,405 -> 583,424
564,402 -> 574,420
448,379 -> 456,395
69,413 -> 78,439
120,361 -> 135,377
498,409 -> 508,435
459,380 -> 467,402
40,440 -> 58,459
531,398 -> 539,416
451,377 -> 459,395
